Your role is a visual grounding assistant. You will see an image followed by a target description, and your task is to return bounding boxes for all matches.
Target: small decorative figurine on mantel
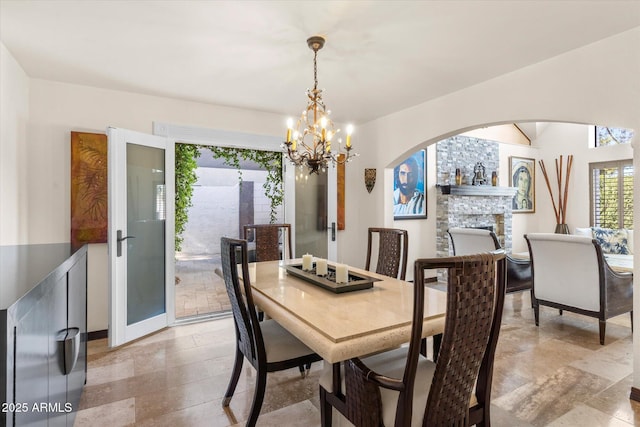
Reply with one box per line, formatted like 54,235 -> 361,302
472,162 -> 487,185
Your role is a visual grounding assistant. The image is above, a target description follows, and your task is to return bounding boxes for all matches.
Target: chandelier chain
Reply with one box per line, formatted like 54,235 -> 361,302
313,49 -> 318,91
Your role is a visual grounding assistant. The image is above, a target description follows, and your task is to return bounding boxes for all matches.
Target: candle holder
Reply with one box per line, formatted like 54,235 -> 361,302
283,264 -> 381,293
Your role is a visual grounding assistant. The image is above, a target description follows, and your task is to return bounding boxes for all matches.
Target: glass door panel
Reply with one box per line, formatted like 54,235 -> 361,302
295,171 -> 328,258
126,144 -> 166,325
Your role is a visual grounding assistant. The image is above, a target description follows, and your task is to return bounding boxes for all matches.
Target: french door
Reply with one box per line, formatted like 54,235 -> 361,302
107,127 -> 175,347
285,164 -> 338,260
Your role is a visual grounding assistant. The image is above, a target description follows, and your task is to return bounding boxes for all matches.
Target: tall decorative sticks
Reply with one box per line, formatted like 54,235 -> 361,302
538,154 -> 573,225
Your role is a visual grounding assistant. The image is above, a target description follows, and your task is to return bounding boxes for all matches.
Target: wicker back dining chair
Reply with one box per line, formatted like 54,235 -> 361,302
243,223 -> 292,262
320,251 -> 506,427
365,227 -> 409,280
220,237 -> 322,427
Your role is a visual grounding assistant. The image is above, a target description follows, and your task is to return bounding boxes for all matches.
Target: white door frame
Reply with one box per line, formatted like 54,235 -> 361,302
108,127 -> 175,347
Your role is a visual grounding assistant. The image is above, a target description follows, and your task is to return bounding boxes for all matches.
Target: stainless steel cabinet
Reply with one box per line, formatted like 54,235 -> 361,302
1,244 -> 87,427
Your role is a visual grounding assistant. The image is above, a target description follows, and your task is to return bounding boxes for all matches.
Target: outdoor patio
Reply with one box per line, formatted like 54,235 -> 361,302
174,253 -> 230,319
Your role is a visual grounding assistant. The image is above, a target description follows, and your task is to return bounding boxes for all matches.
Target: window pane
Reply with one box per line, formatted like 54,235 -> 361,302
595,126 -> 635,147
593,166 -> 620,228
590,160 -> 633,229
623,165 -> 634,228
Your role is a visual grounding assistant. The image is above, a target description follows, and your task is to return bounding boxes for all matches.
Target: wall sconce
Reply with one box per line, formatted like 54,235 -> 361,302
364,168 -> 376,193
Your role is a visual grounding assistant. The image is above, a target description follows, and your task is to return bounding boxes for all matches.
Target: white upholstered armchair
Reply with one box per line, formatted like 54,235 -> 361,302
447,227 -> 533,295
524,233 -> 633,345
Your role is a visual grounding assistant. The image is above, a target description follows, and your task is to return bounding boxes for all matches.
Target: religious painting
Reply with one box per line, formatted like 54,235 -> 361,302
509,156 -> 535,213
393,150 -> 426,219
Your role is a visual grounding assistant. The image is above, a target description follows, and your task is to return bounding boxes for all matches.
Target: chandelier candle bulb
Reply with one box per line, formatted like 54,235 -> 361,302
302,253 -> 313,271
346,125 -> 353,148
286,118 -> 293,143
316,259 -> 328,276
321,118 -> 327,141
335,264 -> 348,283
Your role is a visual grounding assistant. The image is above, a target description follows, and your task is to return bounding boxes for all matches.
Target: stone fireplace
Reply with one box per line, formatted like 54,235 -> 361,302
436,185 -> 515,257
435,136 -> 517,284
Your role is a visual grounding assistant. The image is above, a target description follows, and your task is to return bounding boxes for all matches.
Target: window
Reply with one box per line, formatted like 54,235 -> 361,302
595,126 -> 635,147
590,160 -> 633,228
155,183 -> 166,220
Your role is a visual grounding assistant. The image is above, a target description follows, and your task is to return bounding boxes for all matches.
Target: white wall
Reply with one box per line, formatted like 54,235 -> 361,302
0,42 -> 29,245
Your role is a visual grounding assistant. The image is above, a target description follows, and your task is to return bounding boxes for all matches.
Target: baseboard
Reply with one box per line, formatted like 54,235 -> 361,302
630,387 -> 640,402
88,329 -> 108,341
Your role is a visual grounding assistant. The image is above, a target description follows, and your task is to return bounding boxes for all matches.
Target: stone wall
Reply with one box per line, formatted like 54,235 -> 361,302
436,136 -> 514,284
436,135 -> 499,186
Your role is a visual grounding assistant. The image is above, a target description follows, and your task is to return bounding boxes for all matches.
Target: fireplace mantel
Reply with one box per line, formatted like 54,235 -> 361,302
438,184 -> 517,197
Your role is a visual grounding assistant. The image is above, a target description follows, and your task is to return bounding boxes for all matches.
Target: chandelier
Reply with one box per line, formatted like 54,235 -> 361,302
283,36 -> 357,174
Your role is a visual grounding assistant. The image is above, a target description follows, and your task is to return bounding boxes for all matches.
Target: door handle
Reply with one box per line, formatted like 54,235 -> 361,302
117,230 -> 135,257
329,222 -> 336,241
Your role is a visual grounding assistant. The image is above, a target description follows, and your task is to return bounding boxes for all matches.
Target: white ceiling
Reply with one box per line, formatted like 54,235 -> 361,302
1,1 -> 639,125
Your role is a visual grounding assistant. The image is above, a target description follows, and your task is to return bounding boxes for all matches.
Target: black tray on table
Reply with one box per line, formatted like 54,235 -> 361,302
283,263 -> 381,293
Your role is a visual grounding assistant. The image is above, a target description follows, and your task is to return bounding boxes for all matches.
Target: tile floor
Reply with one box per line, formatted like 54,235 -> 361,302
76,291 -> 640,426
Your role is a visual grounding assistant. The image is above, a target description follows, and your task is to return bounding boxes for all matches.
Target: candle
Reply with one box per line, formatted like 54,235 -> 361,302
346,124 -> 353,148
321,117 -> 327,141
286,118 -> 293,143
335,263 -> 348,284
302,253 -> 313,271
316,258 -> 328,276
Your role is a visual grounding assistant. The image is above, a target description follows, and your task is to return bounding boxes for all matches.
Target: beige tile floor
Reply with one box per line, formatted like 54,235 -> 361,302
77,291 -> 640,426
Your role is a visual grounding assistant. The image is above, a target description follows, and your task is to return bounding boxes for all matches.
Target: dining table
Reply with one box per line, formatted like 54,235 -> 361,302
241,259 -> 448,365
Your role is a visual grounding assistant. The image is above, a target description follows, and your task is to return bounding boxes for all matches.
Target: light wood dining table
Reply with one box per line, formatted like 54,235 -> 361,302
241,259 -> 447,364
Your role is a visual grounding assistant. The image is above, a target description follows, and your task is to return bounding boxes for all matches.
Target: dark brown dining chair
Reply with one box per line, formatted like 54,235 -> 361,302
365,227 -> 409,280
243,223 -> 292,262
220,237 -> 322,427
320,250 -> 506,427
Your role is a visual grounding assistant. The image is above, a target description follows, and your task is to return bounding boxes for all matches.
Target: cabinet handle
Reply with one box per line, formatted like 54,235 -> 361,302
56,327 -> 80,375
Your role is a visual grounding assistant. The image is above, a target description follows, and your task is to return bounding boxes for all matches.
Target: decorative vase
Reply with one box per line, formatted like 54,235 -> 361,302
554,224 -> 570,234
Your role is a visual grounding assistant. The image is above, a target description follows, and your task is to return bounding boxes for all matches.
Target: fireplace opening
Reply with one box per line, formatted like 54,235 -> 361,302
466,225 -> 495,232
